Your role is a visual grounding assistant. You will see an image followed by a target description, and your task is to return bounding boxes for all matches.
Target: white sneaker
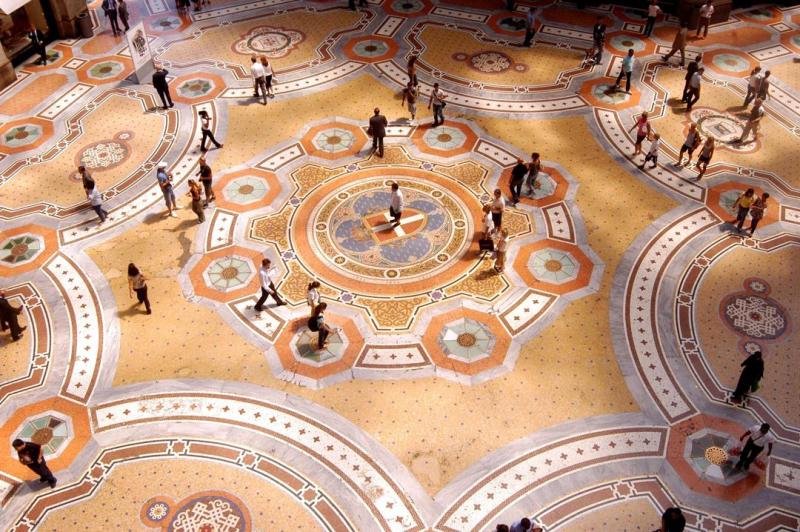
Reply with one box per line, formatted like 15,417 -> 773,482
169,212 -> 177,218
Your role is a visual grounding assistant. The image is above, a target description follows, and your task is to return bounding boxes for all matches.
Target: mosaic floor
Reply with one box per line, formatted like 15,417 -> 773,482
0,0 -> 799,530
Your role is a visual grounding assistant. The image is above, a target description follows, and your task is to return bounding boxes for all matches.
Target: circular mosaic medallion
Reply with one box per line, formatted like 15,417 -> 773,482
470,51 -> 512,73
147,501 -> 170,522
2,124 -> 43,148
390,0 -> 425,13
591,83 -> 631,105
690,109 -> 754,151
498,16 -> 526,32
745,277 -> 770,295
15,414 -> 70,458
299,172 -> 476,289
530,248 -> 579,284
203,256 -> 255,292
353,40 -> 390,58
608,34 -> 647,53
168,492 -> 250,531
0,234 -> 44,265
75,132 -> 133,172
150,16 -> 181,31
87,61 -> 125,79
711,53 -> 751,74
704,446 -> 728,465
177,78 -> 214,98
222,176 -> 270,205
233,26 -> 304,57
722,294 -> 788,340
439,318 -> 496,361
421,126 -> 467,150
312,128 -> 357,154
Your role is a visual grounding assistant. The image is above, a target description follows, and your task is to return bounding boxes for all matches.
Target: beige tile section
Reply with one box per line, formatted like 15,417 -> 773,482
695,245 -> 799,427
160,11 -> 360,71
551,497 -> 658,531
1,94 -> 166,209
419,26 -> 584,86
0,313 -> 30,382
37,458 -> 321,531
649,68 -> 798,187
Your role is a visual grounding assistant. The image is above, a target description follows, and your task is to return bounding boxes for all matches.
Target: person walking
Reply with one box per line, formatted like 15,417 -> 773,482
613,49 -> 635,94
747,192 -> 768,235
28,26 -> 48,65
369,107 -> 388,158
186,179 -> 205,223
389,182 -> 403,226
251,56 -> 267,105
643,0 -> 662,37
686,68 -> 704,111
696,0 -> 714,39
640,133 -> 661,169
592,16 -> 607,48
509,158 -> 527,205
494,229 -> 509,273
13,439 -> 56,488
118,0 -> 130,31
152,64 -> 174,109
736,98 -> 764,144
428,83 -> 447,127
729,188 -> 755,232
526,152 -> 541,197
102,0 -> 121,36
198,110 -> 222,152
629,112 -> 651,157
127,263 -> 151,314
743,66 -> 763,107
407,54 -> 418,87
482,204 -> 495,240
682,54 -> 702,102
736,423 -> 773,471
658,507 -> 687,532
730,351 -> 764,403
86,182 -> 108,223
523,9 -> 536,47
695,137 -> 714,179
306,281 -> 321,317
662,22 -> 688,66
156,161 -> 178,217
254,258 -> 285,312
677,123 -> 701,166
196,156 -> 215,207
490,188 -> 505,229
0,292 -> 26,341
309,302 -> 334,349
78,165 -> 95,194
401,81 -> 418,124
757,70 -> 771,102
260,56 -> 275,98
348,0 -> 366,10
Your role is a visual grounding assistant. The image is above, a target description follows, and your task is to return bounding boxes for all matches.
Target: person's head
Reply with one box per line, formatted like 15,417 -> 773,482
199,110 -> 208,118
250,55 -> 257,64
433,82 -> 439,90
663,507 -> 685,532
653,133 -> 661,140
697,67 -> 705,74
78,164 -> 86,173
308,281 -> 320,290
261,258 -> 271,268
495,526 -> 510,532
754,98 -> 763,108
188,179 -> 197,188
483,204 -> 491,214
761,193 -> 770,202
157,161 -> 168,170
408,54 -> 418,67
315,302 -> 327,315
531,152 -> 539,161
86,180 -> 96,191
753,66 -> 762,74
374,107 -> 380,115
391,182 -> 399,191
128,263 -> 139,277
520,518 -> 531,530
199,155 -> 206,164
744,188 -> 754,197
641,111 -> 649,120
760,423 -> 770,434
689,123 -> 696,132
500,228 -> 508,238
706,137 -> 714,146
260,55 -> 268,66
494,188 -> 501,198
695,53 -> 702,63
154,62 -> 163,71
627,48 -> 634,57
516,157 -> 524,165
12,439 -> 24,450
650,0 -> 657,4
764,70 -> 771,79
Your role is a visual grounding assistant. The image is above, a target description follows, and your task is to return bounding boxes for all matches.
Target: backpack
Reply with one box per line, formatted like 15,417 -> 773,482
307,315 -> 321,332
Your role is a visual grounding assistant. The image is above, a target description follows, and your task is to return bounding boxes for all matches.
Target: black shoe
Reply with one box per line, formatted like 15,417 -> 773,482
254,307 -> 263,313
169,103 -> 174,108
49,479 -> 57,489
146,309 -> 152,315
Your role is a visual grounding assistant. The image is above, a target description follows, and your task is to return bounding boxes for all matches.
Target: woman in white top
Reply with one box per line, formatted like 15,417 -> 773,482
490,188 -> 505,230
306,281 -> 321,317
482,205 -> 495,240
198,110 -> 223,152
260,56 -> 274,98
127,263 -> 151,314
494,229 -> 509,273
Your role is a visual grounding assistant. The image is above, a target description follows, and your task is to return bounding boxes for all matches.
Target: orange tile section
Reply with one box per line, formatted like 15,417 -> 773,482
0,396 -> 91,479
540,6 -> 598,28
512,238 -> 594,295
214,168 -> 283,213
0,117 -> 55,155
705,182 -> 779,229
652,25 -> 772,49
514,165 -> 569,208
421,307 -> 511,376
82,32 -> 124,56
580,77 -> 643,111
411,121 -> 478,158
0,74 -> 68,116
189,245 -> 265,303
605,31 -> 657,57
0,224 -> 58,277
341,35 -> 399,63
702,49 -> 757,79
291,167 -> 484,295
171,71 -> 227,104
76,56 -> 135,85
299,121 -> 368,161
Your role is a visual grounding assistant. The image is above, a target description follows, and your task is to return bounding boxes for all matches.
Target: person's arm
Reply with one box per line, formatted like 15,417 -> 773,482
767,442 -> 773,456
740,430 -> 751,441
401,90 -> 406,106
36,445 -> 44,463
428,92 -> 433,109
128,277 -> 134,298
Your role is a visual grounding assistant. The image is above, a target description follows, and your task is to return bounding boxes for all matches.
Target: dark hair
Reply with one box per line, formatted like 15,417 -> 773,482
262,258 -> 271,266
12,439 -> 23,448
496,526 -> 509,532
308,281 -> 320,290
532,152 -> 539,159
128,263 -> 139,277
313,302 -> 327,317
760,423 -> 770,432
392,183 -> 399,191
762,193 -> 770,200
745,188 -> 754,195
86,180 -> 96,191
199,110 -> 208,118
520,518 -> 531,528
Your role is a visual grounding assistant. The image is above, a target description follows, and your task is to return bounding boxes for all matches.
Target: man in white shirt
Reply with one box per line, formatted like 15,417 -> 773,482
643,0 -> 662,37
744,66 -> 763,107
86,182 -> 108,223
428,83 -> 447,127
686,68 -> 704,111
254,258 -> 285,312
250,56 -> 267,105
389,182 -> 403,226
696,0 -> 714,38
736,423 -> 774,471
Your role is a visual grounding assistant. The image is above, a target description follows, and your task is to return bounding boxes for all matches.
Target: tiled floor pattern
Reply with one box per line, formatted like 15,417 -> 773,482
0,0 -> 799,530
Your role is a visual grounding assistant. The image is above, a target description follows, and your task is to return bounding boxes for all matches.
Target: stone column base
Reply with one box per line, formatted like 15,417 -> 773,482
0,60 -> 17,91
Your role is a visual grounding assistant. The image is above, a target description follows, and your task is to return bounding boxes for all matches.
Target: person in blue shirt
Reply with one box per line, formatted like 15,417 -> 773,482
614,49 -> 635,93
156,161 -> 177,217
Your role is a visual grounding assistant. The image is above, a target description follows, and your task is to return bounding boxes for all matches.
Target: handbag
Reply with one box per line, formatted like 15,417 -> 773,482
479,238 -> 494,252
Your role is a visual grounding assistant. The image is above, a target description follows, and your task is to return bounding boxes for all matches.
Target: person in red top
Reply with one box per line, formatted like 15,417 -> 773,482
628,112 -> 651,157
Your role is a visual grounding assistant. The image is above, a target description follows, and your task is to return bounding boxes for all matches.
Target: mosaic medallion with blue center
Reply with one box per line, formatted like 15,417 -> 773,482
312,128 -> 356,154
150,15 -> 182,31
422,126 -> 467,151
146,501 -> 170,522
203,256 -> 255,292
88,61 -> 124,79
352,40 -> 390,58
711,53 -> 750,74
792,35 -> 800,50
0,234 -> 44,264
498,16 -> 526,32
608,34 -> 647,53
530,248 -> 579,284
529,171 -> 557,200
177,78 -> 214,98
439,318 -> 496,362
2,125 -> 43,148
743,8 -> 774,20
311,176 -> 471,282
222,177 -> 269,205
391,0 -> 425,13
15,414 -> 70,458
591,83 -> 631,105
295,328 -> 345,361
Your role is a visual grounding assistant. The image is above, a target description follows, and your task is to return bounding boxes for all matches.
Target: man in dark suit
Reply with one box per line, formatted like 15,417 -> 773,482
0,292 -> 26,341
369,107 -> 388,158
152,63 -> 174,109
682,53 -> 702,103
13,439 -> 56,488
348,0 -> 366,10
28,26 -> 47,65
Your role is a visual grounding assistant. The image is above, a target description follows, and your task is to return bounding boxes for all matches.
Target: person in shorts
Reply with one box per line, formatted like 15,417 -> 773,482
695,137 -> 714,180
677,123 -> 701,166
628,112 -> 651,157
156,161 -> 177,217
401,81 -> 418,124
